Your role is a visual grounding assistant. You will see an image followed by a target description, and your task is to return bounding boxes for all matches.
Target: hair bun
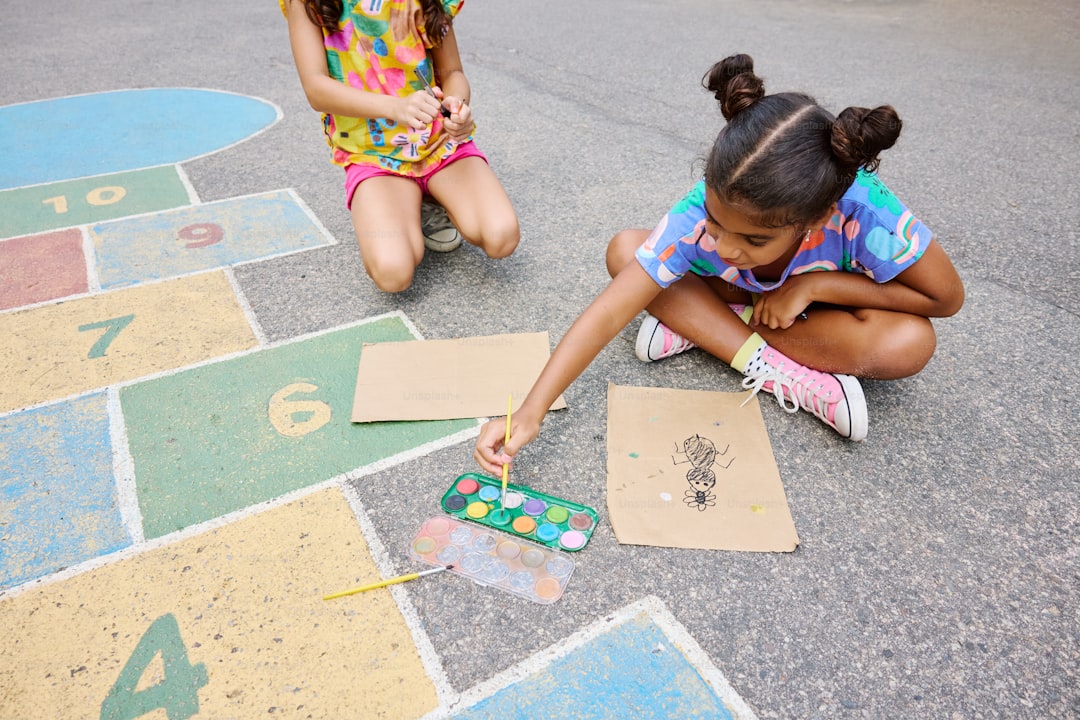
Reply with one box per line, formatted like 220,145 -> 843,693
830,105 -> 902,173
702,54 -> 765,120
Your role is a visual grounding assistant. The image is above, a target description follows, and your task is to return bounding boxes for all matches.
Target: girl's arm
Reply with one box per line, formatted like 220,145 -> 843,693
474,262 -> 663,475
283,0 -> 442,128
427,26 -> 473,141
754,239 -> 965,329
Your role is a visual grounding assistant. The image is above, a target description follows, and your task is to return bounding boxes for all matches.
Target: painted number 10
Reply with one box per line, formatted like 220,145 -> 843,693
42,186 -> 127,214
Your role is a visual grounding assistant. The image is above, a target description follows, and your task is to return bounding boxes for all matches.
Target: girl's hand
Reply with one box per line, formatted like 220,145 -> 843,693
473,410 -> 541,477
752,277 -> 814,330
397,91 -> 443,129
440,96 -> 474,142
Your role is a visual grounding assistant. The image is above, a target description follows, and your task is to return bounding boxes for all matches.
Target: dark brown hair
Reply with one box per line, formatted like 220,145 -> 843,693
300,0 -> 451,44
702,53 -> 902,228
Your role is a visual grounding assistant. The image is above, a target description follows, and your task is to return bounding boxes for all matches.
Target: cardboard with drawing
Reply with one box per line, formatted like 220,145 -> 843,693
606,383 -> 799,552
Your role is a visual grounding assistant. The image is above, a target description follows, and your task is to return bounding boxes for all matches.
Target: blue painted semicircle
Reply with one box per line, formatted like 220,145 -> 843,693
0,88 -> 281,190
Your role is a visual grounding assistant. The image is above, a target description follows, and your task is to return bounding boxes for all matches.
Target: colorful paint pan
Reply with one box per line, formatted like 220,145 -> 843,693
409,516 -> 575,604
439,473 -> 600,552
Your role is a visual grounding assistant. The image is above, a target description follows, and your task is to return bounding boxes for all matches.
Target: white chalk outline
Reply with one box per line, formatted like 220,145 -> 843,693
0,87 -> 283,193
419,594 -> 759,720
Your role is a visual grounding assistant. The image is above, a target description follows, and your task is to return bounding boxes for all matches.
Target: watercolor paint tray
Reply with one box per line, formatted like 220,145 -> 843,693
409,515 -> 575,604
440,472 -> 599,552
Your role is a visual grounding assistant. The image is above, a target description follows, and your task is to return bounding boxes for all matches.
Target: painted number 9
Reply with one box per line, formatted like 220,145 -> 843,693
268,382 -> 332,438
178,223 -> 224,249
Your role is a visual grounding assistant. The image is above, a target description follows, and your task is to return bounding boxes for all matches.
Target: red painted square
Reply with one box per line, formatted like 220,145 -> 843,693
0,229 -> 88,310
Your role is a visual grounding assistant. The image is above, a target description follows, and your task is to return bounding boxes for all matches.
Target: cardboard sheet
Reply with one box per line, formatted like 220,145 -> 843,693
351,332 -> 567,422
606,383 -> 799,552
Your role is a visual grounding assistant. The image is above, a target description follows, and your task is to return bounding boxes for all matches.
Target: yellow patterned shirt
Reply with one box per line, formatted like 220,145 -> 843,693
282,0 -> 469,176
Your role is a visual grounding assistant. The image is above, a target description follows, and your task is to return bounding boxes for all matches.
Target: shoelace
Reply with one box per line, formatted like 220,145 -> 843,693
421,203 -> 452,232
739,360 -> 832,417
662,327 -> 695,356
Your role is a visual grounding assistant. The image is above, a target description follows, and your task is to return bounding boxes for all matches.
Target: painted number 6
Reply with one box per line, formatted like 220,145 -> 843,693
268,382 -> 332,438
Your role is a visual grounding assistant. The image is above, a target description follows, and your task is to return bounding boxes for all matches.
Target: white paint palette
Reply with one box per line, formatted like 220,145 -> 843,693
409,515 -> 575,604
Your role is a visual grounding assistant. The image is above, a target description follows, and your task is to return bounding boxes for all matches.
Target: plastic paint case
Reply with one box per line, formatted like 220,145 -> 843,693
440,472 -> 599,552
409,515 -> 575,604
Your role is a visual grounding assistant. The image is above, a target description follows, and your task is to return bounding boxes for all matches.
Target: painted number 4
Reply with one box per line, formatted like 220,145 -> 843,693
100,613 -> 208,720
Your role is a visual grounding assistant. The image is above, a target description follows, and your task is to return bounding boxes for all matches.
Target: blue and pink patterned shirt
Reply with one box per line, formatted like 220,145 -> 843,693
636,171 -> 931,292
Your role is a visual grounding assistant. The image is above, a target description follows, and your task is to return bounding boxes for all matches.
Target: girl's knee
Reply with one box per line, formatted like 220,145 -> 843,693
365,257 -> 416,293
475,215 -> 520,259
862,312 -> 937,378
606,230 -> 646,277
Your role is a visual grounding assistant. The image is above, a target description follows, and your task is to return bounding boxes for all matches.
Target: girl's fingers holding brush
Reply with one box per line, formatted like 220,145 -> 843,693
475,414 -> 540,475
474,417 -> 509,475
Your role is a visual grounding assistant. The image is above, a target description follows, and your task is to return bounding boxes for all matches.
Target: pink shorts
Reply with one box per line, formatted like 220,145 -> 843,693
344,141 -> 488,209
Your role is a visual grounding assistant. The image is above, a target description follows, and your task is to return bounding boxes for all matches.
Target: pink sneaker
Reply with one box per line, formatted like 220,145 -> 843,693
740,347 -> 868,441
635,313 -> 696,362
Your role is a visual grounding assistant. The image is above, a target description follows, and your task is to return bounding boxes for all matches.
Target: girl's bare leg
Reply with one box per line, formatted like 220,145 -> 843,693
350,176 -> 425,293
607,229 -> 936,379
425,156 -> 519,258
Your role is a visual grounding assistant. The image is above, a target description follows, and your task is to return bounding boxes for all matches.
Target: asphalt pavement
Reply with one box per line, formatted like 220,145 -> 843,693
1,0 -> 1077,718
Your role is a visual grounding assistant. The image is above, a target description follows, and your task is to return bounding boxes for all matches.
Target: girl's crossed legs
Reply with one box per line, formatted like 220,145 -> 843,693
606,229 -> 936,380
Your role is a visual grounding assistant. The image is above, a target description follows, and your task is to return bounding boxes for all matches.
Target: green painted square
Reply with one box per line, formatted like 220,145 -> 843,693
122,317 -> 475,539
0,166 -> 190,239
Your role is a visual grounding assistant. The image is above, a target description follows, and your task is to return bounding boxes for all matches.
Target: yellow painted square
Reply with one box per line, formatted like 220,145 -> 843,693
0,488 -> 439,719
0,271 -> 257,412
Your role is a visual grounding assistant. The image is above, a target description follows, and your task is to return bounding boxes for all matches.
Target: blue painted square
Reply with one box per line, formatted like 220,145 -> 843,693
454,614 -> 737,719
91,190 -> 332,288
0,394 -> 130,590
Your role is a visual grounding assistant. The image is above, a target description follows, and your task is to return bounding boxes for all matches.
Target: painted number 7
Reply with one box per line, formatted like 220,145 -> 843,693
78,314 -> 135,359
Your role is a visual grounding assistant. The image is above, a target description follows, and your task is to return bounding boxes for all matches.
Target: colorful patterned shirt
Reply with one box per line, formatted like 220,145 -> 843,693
282,0 -> 469,175
636,171 -> 931,292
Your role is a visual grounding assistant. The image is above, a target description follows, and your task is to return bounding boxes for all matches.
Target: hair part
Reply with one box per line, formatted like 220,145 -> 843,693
300,0 -> 452,44
702,54 -> 902,228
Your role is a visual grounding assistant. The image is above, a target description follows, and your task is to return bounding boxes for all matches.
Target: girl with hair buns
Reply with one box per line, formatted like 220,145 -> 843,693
475,53 -> 962,470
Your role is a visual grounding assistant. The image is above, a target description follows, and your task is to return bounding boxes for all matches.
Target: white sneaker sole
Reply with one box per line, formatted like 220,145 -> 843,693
833,373 -> 868,442
423,227 -> 463,252
634,315 -> 661,362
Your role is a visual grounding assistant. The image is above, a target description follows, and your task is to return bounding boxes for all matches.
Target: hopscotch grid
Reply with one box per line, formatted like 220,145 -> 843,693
0,161 -> 190,196
419,595 -> 759,720
225,267 -> 268,346
0,422 -> 481,601
0,186 -> 334,316
283,187 -> 340,247
0,185 -> 323,245
338,482 -> 456,707
77,186 -> 313,233
173,163 -> 201,205
80,225 -> 101,293
0,164 -> 197,241
107,387 -> 144,544
0,309 -> 421,419
0,87 -> 284,193
1,210 -> 334,319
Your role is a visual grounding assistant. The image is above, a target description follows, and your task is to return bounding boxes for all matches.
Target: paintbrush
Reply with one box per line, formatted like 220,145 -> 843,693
322,565 -> 453,600
417,72 -> 452,118
501,393 -> 512,508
